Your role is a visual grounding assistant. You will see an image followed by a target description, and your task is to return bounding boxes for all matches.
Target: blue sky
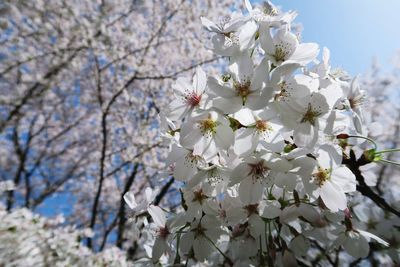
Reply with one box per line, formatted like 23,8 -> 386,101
262,0 -> 400,75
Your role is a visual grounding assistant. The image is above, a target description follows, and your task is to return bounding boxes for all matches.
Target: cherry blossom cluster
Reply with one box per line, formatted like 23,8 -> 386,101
0,202 -> 130,267
124,1 -> 397,266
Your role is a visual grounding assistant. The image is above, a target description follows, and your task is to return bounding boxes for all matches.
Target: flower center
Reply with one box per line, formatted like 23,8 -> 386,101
248,160 -> 270,180
218,207 -> 227,220
274,45 -> 289,62
157,226 -> 170,239
312,167 -> 330,187
255,120 -> 272,134
193,224 -> 207,238
301,103 -> 322,126
185,92 -> 202,107
198,117 -> 218,135
206,168 -> 222,186
234,80 -> 252,101
192,189 -> 208,204
348,94 -> 365,109
184,152 -> 201,167
223,32 -> 240,46
244,204 -> 259,216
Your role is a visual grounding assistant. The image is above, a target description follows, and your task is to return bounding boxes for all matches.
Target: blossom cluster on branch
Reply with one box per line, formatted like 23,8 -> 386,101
124,1 -> 400,266
0,202 -> 130,266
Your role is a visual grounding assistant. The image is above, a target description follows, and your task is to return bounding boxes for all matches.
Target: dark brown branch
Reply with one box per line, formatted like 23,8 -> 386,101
343,150 -> 400,217
6,116 -> 37,211
154,177 -> 175,206
116,163 -> 140,248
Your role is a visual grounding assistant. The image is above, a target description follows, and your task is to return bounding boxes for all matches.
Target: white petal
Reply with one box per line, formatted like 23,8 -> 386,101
310,92 -> 330,114
331,166 -> 356,193
289,235 -> 310,257
229,52 -> 254,83
212,97 -> 242,114
270,63 -> 300,85
289,43 -> 319,65
145,187 -> 157,203
246,93 -> 266,110
180,122 -> 202,149
319,83 -> 343,109
123,192 -> 137,210
358,230 -> 389,247
180,232 -> 195,255
200,16 -> 221,33
239,20 -> 258,50
173,77 -> 192,95
293,122 -> 318,148
317,144 -> 342,170
193,237 -> 214,262
193,67 -> 207,93
174,157 -> 197,181
343,231 -> 369,258
239,178 -> 264,204
152,238 -> 168,261
259,23 -> 275,55
215,124 -> 234,150
166,144 -> 187,166
207,77 -> 236,98
194,136 -> 217,161
233,108 -> 256,126
234,128 -> 256,156
261,200 -> 281,219
251,57 -> 269,91
148,205 -> 166,227
168,99 -> 190,121
274,172 -> 298,190
230,163 -> 251,186
265,156 -> 293,172
320,182 -> 347,212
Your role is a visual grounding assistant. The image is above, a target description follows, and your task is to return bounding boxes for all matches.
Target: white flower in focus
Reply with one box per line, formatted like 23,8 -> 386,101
359,162 -> 379,186
180,215 -> 224,262
166,143 -> 205,182
208,53 -> 269,114
229,152 -> 292,204
182,186 -> 212,221
285,92 -> 330,147
168,67 -> 207,121
245,0 -> 297,26
186,164 -> 231,197
340,76 -> 367,134
233,107 -> 285,156
240,0 -> 297,51
147,205 -> 173,262
201,13 -> 247,56
180,110 -> 234,161
260,26 -> 319,66
303,147 -> 356,212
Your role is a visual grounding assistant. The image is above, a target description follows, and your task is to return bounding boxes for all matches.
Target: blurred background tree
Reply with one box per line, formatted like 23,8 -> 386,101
0,0 -> 399,265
